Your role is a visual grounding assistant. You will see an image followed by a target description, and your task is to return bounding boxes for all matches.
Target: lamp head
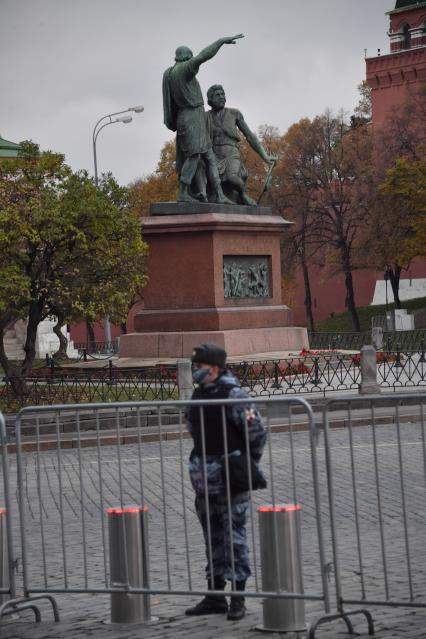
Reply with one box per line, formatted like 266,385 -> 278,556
117,115 -> 133,124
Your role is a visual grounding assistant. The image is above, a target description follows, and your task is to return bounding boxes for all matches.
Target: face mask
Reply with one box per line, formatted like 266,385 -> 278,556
192,367 -> 212,385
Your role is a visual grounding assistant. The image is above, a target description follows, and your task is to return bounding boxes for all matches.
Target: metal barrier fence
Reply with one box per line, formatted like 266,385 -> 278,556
3,392 -> 426,633
7,397 -> 373,635
316,392 -> 426,631
0,412 -> 12,604
0,411 -> 58,621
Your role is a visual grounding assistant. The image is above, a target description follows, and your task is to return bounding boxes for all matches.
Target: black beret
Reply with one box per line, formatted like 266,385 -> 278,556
191,343 -> 227,368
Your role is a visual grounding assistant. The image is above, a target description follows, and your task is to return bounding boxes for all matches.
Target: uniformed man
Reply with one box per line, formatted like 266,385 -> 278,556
185,343 -> 266,620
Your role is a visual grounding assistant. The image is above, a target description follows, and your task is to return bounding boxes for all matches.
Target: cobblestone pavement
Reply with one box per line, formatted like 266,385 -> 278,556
2,412 -> 426,638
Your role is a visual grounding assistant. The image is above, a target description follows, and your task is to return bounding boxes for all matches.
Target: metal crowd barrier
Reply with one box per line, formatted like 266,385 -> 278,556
0,412 -> 12,610
4,392 -> 426,633
0,411 -> 59,622
9,397 -> 369,635
311,392 -> 426,636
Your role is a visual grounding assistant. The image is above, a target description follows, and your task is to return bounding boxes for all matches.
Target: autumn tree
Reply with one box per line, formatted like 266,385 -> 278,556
273,119 -> 322,331
306,112 -> 374,331
0,141 -> 148,387
351,80 -> 372,127
241,113 -> 376,332
381,155 -> 426,269
240,114 -> 372,332
364,83 -> 426,306
266,110 -> 373,332
129,140 -> 177,216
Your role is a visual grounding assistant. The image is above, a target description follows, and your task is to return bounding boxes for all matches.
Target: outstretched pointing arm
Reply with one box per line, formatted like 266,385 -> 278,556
193,34 -> 244,68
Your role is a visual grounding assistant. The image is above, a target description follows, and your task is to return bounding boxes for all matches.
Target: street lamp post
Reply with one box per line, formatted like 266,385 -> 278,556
93,105 -> 144,185
91,105 -> 144,346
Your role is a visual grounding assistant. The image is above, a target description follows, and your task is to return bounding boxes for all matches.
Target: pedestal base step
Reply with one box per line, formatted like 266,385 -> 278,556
119,327 -> 309,359
134,305 -> 292,333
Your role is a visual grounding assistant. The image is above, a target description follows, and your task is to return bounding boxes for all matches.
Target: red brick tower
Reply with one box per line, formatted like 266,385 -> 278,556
366,0 -> 426,125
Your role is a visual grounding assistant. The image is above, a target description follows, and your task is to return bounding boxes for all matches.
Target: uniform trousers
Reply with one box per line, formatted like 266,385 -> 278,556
195,493 -> 251,583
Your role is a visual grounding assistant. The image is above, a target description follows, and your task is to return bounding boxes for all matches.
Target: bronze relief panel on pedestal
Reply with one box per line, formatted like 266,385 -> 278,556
223,255 -> 271,299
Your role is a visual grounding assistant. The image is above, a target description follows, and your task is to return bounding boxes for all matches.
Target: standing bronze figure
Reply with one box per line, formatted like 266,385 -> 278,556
163,36 -> 244,203
206,85 -> 276,206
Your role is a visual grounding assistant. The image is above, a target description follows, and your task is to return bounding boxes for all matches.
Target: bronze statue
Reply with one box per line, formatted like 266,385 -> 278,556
163,36 -> 244,203
205,85 -> 276,206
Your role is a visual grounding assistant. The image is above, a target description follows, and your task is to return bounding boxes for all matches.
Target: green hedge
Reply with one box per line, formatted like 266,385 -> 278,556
316,297 -> 426,332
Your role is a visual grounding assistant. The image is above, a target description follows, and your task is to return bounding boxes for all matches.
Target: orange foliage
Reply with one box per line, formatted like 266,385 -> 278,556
129,140 -> 177,216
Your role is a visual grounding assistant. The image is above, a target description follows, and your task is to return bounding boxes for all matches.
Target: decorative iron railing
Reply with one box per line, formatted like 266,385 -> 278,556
2,345 -> 426,412
382,330 -> 426,351
377,349 -> 426,390
308,331 -> 371,351
371,315 -> 387,330
229,353 -> 361,397
0,365 -> 178,413
308,329 -> 426,352
74,340 -> 119,356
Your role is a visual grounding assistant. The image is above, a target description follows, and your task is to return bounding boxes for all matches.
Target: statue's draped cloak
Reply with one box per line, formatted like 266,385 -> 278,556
162,59 -> 211,175
162,68 -> 177,132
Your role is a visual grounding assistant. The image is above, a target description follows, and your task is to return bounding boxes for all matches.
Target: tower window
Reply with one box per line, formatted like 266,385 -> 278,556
403,24 -> 412,48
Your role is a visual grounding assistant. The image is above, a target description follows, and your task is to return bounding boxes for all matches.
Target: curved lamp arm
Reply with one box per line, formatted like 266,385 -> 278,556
92,116 -> 133,186
92,105 -> 144,143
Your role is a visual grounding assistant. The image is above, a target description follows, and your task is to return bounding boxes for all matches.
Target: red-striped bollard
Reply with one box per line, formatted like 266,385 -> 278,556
107,506 -> 150,623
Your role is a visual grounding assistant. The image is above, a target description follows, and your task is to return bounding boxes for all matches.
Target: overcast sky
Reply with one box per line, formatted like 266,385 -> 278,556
1,0 -> 392,185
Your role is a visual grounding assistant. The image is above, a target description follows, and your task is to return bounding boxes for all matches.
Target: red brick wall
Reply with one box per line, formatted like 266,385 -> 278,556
289,258 -> 426,326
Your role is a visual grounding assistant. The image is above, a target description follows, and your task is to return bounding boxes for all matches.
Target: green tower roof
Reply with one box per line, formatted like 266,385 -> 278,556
0,136 -> 21,158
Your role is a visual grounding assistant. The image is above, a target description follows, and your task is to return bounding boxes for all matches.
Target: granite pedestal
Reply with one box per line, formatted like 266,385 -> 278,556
119,204 -> 308,359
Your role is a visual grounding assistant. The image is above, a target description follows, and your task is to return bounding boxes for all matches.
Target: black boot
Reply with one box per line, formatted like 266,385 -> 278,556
185,577 -> 228,616
227,580 -> 246,621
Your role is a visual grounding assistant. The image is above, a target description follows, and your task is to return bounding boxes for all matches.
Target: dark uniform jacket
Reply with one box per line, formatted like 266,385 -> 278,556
186,370 -> 266,496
